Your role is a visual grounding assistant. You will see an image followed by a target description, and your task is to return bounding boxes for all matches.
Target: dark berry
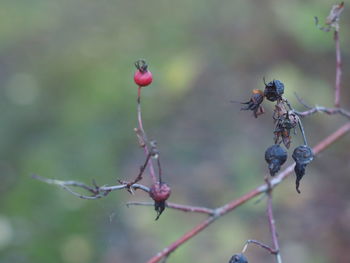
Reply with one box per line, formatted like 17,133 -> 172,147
264,79 -> 284,102
134,59 -> 153,87
292,145 -> 314,193
229,253 -> 248,263
265,145 -> 288,176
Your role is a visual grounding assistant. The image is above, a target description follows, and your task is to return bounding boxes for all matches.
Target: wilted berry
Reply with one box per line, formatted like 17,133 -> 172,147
292,145 -> 314,193
229,253 -> 248,263
265,145 -> 288,176
134,59 -> 153,87
239,89 -> 265,118
149,182 -> 171,220
264,79 -> 284,102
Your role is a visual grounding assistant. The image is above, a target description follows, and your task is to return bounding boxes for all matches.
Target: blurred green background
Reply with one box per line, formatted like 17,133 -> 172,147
1,0 -> 350,262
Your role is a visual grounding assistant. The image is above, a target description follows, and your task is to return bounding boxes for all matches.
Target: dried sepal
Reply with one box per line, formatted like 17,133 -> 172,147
238,89 -> 265,118
273,109 -> 298,149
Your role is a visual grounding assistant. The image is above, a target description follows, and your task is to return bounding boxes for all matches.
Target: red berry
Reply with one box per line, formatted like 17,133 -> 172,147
134,59 -> 153,87
134,70 -> 153,87
149,182 -> 171,202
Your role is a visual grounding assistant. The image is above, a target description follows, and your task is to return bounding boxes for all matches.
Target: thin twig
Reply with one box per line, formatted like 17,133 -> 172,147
266,191 -> 282,263
334,27 -> 342,107
32,174 -> 150,199
295,106 -> 350,119
137,86 -> 157,183
297,118 -> 308,146
126,201 -> 215,215
242,239 -> 277,255
146,122 -> 350,263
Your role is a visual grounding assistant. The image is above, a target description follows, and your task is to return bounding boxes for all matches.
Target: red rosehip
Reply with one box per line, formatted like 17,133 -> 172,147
134,59 -> 153,87
149,182 -> 171,202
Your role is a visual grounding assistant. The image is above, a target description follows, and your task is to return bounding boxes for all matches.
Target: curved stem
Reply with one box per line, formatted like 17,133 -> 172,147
137,86 -> 157,183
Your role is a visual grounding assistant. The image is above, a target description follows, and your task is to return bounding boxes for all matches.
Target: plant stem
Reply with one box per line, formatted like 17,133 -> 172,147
137,86 -> 157,183
146,122 -> 350,263
334,29 -> 342,107
267,192 -> 282,263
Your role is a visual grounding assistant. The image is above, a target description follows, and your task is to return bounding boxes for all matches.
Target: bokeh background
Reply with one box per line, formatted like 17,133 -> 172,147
1,0 -> 350,262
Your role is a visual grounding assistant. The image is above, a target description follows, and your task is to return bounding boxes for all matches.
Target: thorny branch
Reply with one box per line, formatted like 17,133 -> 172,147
146,122 -> 350,263
32,174 -> 150,199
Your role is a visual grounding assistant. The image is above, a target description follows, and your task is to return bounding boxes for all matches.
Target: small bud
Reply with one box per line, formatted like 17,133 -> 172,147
149,182 -> 171,220
292,145 -> 314,193
265,145 -> 288,176
229,253 -> 248,263
264,79 -> 284,102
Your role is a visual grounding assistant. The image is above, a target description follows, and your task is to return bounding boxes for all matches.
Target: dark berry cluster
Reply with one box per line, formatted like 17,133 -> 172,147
236,79 -> 314,193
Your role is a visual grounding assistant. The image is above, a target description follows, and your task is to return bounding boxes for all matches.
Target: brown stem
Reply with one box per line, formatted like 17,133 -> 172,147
146,122 -> 350,263
137,86 -> 157,183
295,106 -> 350,119
267,192 -> 282,263
242,239 -> 277,255
334,30 -> 342,107
126,201 -> 215,215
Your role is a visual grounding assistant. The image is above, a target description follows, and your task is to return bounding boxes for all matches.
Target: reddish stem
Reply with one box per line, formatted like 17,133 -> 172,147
334,30 -> 342,107
147,122 -> 350,263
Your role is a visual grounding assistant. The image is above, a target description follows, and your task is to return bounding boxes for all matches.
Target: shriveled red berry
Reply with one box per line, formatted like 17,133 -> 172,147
134,59 -> 153,87
149,182 -> 171,202
149,182 -> 171,220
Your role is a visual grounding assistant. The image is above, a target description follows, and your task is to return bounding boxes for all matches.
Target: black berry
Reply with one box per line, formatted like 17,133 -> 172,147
229,253 -> 248,263
292,145 -> 314,193
265,145 -> 288,176
264,79 -> 285,102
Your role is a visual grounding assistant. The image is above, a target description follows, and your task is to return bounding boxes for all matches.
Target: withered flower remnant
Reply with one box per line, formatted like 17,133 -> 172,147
239,89 -> 265,118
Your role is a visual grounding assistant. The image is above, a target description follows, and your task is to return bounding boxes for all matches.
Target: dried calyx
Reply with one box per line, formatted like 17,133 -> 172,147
229,253 -> 248,263
274,110 -> 298,149
149,182 -> 171,220
265,144 -> 288,176
239,89 -> 265,118
264,79 -> 284,102
134,59 -> 148,73
292,145 -> 314,193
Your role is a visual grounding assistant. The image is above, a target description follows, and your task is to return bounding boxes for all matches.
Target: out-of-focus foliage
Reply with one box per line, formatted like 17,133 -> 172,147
1,0 -> 350,262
